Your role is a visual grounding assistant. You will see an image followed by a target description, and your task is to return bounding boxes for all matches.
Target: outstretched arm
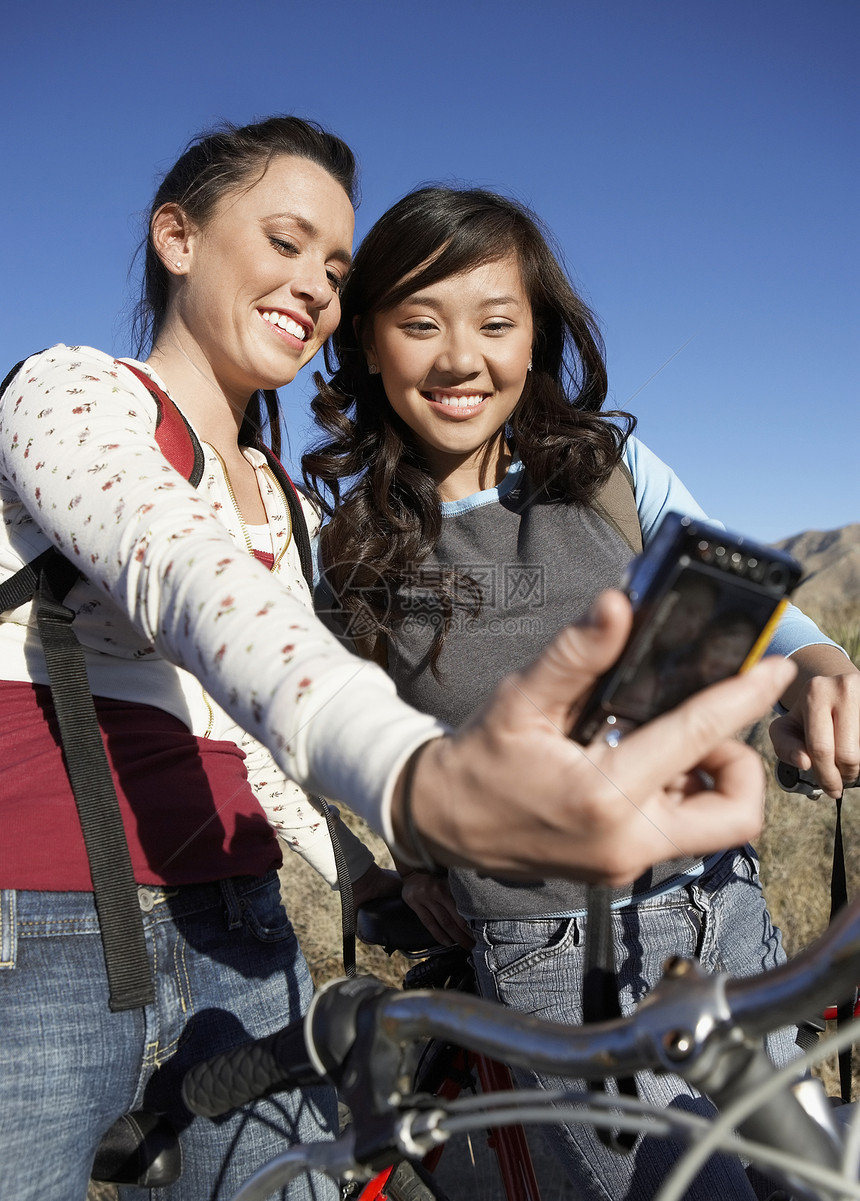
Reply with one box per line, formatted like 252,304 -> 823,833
0,350 -> 797,890
393,590 -> 797,888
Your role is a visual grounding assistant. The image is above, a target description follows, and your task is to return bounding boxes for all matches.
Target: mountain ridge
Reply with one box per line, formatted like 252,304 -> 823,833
772,522 -> 860,618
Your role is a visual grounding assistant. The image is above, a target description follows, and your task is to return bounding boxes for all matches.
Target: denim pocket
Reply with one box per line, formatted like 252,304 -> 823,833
481,916 -> 583,983
237,879 -> 295,944
0,890 -> 16,969
688,847 -> 785,976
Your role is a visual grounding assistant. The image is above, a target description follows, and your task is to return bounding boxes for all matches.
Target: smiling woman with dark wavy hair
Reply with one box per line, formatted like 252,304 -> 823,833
306,186 -> 634,669
304,183 -> 860,1201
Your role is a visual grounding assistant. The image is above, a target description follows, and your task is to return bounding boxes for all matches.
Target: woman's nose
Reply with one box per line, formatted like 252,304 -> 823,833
291,262 -> 334,309
434,332 -> 481,377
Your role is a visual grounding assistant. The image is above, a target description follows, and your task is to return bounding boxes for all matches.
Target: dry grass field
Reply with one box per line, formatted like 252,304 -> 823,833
753,598 -> 860,1098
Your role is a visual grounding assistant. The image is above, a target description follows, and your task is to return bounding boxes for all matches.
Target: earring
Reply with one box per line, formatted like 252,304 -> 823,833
368,363 -> 379,375
527,360 -> 533,372
175,261 -> 183,269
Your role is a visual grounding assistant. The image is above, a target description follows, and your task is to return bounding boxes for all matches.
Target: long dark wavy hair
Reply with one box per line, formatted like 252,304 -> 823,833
303,186 -> 634,666
132,115 -> 358,457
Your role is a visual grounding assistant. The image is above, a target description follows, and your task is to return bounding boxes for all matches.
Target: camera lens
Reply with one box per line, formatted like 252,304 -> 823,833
765,564 -> 789,589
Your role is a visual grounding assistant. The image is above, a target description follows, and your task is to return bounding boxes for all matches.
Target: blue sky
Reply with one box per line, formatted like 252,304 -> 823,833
2,0 -> 856,543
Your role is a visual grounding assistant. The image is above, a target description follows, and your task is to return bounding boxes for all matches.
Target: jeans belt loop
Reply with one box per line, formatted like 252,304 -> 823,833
220,878 -> 243,930
0,889 -> 17,968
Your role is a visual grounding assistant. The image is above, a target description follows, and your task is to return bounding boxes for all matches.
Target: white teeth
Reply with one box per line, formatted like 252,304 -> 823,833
430,393 -> 487,409
261,311 -> 308,341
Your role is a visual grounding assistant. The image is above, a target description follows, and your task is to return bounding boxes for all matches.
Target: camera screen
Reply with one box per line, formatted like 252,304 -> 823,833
605,563 -> 784,724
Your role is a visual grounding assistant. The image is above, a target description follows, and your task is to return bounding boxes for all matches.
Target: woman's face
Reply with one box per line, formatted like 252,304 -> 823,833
177,154 -> 354,399
366,254 -> 534,499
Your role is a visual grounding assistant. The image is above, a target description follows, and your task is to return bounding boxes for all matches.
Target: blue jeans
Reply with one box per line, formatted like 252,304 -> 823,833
0,874 -> 337,1200
470,847 -> 800,1201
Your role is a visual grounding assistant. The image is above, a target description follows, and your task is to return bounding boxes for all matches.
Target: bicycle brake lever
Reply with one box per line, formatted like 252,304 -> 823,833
307,977 -> 425,1170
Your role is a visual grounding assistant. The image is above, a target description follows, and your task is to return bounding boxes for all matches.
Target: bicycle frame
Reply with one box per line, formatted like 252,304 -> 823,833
418,1048 -> 540,1201
355,1050 -> 541,1201
352,901 -> 543,1201
184,893 -> 860,1201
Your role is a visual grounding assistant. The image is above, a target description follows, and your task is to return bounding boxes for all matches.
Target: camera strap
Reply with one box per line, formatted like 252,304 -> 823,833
830,797 -> 853,1102
581,461 -> 643,1150
583,884 -> 640,1151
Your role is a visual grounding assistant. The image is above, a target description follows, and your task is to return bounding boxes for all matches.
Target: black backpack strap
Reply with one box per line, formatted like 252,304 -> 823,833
1,549 -> 155,1010
261,449 -> 357,977
320,798 -> 357,980
262,448 -> 315,590
0,547 -> 62,612
592,461 -> 643,555
0,356 -> 40,398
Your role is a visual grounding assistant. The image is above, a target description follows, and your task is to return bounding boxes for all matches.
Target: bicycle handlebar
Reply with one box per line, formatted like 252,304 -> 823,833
184,894 -> 860,1115
347,895 -> 860,1086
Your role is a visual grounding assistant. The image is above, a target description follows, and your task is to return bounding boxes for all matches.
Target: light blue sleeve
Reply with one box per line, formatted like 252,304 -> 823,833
622,435 -> 841,659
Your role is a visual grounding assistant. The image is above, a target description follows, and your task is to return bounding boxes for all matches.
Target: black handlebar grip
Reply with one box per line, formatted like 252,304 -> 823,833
775,761 -> 821,796
776,761 -> 860,796
181,1020 -> 320,1118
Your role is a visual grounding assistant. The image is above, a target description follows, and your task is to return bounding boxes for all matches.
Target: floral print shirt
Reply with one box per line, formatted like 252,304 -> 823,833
0,346 -> 442,856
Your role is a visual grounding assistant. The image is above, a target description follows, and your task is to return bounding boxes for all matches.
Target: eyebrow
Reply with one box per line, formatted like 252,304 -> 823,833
267,211 -> 353,267
402,293 -> 522,307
